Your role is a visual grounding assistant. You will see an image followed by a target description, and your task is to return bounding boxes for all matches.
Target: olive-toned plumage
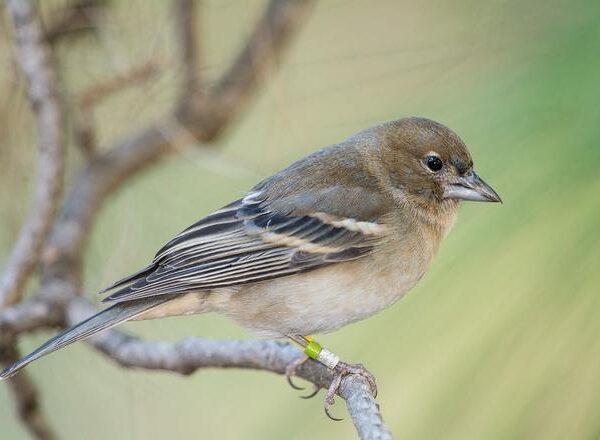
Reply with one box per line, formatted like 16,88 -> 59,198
0,117 -> 500,380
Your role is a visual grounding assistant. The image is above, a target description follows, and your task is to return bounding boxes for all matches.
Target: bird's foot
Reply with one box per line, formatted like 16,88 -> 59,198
285,354 -> 308,390
285,335 -> 377,420
323,361 -> 377,421
285,354 -> 321,398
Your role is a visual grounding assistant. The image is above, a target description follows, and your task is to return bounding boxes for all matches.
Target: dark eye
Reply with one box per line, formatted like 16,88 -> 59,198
426,155 -> 443,172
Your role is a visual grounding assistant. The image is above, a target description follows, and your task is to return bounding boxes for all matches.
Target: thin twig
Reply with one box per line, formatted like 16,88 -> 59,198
42,0 -> 314,284
210,0 -> 311,120
177,0 -> 313,139
78,60 -> 160,109
174,0 -> 203,111
0,0 -> 66,307
74,59 -> 160,158
45,0 -> 108,44
0,299 -> 62,340
0,344 -> 56,440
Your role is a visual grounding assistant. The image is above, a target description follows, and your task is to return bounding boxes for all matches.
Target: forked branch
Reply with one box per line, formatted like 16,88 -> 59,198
1,0 -> 66,308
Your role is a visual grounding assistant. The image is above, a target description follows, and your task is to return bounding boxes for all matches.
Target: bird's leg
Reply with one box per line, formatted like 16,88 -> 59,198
286,335 -> 377,420
285,335 -> 320,397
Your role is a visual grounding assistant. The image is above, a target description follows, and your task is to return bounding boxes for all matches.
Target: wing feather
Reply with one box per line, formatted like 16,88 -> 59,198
102,193 -> 387,303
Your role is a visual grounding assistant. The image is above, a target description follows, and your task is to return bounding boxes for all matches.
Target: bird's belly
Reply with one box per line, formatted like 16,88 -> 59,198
218,251 -> 428,337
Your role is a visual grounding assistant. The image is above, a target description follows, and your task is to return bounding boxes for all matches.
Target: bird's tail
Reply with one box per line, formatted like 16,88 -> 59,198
0,296 -> 170,380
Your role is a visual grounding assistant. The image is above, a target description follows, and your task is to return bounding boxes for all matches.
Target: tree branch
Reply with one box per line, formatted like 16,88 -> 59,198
177,0 -> 313,139
0,299 -> 61,340
1,0 -> 66,307
2,1 -> 394,438
174,0 -> 203,105
74,60 -> 159,158
1,3 -> 65,437
1,291 -> 393,438
342,376 -> 393,440
43,0 -> 314,285
0,345 -> 56,440
45,0 -> 108,44
64,295 -> 391,439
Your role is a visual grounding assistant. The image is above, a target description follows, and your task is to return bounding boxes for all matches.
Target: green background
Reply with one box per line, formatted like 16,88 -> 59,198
1,0 -> 600,438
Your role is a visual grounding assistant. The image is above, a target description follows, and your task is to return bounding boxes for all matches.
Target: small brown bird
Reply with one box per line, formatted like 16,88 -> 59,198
0,117 -> 501,416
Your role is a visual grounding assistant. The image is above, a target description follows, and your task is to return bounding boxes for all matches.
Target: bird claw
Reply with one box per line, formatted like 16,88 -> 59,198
285,354 -> 378,421
285,354 -> 309,391
323,361 -> 378,421
338,361 -> 377,398
324,373 -> 344,421
300,384 -> 320,399
285,354 -> 322,398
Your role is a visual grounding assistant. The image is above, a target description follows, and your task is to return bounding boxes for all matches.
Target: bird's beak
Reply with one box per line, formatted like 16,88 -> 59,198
444,171 -> 502,203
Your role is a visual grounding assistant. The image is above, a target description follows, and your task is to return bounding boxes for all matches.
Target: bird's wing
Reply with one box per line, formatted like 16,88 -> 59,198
101,190 -> 388,303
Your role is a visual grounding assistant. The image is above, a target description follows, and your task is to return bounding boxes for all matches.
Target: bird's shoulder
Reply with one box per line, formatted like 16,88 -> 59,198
253,141 -> 394,221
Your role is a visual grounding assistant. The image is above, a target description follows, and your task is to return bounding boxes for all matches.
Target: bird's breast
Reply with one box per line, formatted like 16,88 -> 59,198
220,232 -> 435,337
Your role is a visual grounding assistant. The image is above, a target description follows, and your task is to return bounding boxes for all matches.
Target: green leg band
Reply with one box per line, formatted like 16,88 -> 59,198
304,340 -> 322,360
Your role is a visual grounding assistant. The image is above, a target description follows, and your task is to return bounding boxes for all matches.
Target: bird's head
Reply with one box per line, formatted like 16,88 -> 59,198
376,117 -> 502,210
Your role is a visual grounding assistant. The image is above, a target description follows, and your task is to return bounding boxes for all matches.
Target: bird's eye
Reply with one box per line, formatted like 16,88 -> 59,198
425,155 -> 443,172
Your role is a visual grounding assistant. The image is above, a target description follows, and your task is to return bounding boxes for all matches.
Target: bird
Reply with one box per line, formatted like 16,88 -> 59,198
0,116 -> 501,417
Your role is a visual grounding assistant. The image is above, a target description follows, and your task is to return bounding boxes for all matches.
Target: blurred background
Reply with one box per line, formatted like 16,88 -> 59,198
1,0 -> 599,438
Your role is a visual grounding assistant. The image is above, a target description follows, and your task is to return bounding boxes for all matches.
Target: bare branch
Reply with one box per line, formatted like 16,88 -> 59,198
1,5 -> 64,436
74,59 -> 160,158
342,376 -> 393,440
1,0 -> 66,307
42,0 -> 314,283
3,289 -> 393,437
63,296 -> 390,438
174,0 -> 203,109
211,0 -> 310,117
78,60 -> 160,110
42,124 -> 173,285
0,299 -> 61,339
0,345 -> 56,440
45,0 -> 108,44
177,0 -> 314,139
96,336 -> 391,438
